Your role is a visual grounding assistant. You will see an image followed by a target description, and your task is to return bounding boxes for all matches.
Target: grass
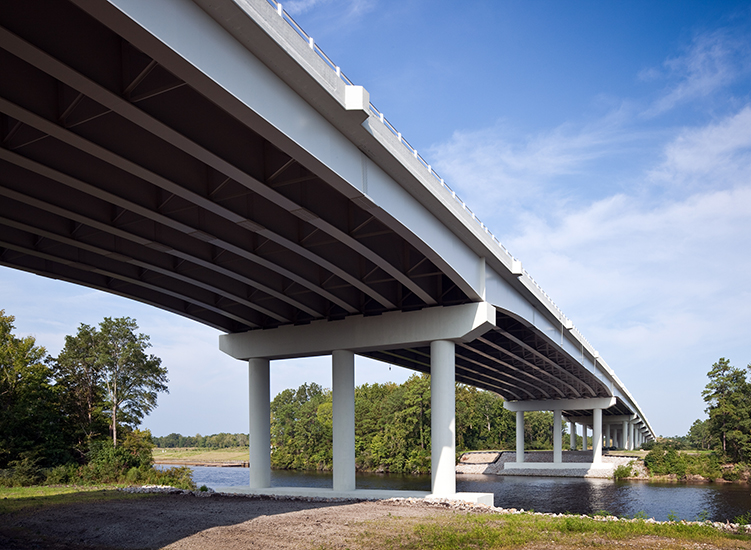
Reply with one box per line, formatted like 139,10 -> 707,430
608,450 -> 649,458
348,512 -> 751,550
152,446 -> 249,463
0,485 -> 159,515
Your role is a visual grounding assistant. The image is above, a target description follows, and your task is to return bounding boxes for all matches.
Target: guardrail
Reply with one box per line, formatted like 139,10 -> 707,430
264,0 -> 583,337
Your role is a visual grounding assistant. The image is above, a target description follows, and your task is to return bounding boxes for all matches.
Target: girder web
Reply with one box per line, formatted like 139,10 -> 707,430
0,0 -> 468,332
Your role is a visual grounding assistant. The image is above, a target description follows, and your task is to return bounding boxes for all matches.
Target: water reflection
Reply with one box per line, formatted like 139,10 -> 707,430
168,466 -> 750,522
457,474 -> 750,522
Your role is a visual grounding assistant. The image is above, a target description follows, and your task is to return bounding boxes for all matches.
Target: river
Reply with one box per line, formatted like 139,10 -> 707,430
163,466 -> 750,522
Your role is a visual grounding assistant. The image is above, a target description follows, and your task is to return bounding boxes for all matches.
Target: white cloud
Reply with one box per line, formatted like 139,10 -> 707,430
642,28 -> 750,116
428,111 -> 638,232
649,105 -> 751,190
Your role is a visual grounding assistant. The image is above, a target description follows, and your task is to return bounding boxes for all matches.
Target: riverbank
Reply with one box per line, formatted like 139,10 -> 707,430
2,486 -> 750,549
456,450 -> 650,479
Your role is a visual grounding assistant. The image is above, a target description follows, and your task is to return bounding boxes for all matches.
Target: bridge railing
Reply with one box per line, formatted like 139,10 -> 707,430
264,0 -> 581,337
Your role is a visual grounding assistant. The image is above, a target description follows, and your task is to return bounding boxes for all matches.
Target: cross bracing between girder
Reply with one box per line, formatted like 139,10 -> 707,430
0,25 -> 439,308
0,5 -> 467,332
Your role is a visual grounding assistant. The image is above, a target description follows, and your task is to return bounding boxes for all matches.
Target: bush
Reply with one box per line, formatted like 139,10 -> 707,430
7,457 -> 45,487
722,465 -> 741,481
125,467 -> 142,484
143,466 -> 195,490
44,463 -> 77,485
644,446 -> 686,476
613,463 -> 633,480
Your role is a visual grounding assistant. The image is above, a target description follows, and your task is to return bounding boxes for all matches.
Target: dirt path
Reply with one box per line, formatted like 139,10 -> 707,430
0,493 -> 451,550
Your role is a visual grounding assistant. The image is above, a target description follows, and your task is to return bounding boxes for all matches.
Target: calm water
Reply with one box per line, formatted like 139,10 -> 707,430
160,466 -> 751,522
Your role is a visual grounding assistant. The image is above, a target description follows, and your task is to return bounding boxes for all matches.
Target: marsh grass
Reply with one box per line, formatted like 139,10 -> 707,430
354,512 -> 751,550
152,446 -> 249,463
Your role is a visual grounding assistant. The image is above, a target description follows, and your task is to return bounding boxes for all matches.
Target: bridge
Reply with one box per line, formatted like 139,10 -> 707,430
0,0 -> 654,502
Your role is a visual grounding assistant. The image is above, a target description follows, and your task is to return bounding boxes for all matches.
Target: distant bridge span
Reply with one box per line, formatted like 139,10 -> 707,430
0,0 -> 653,500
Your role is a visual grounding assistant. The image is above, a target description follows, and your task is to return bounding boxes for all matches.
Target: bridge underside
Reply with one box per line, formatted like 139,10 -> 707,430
0,0 -> 470,334
0,0 -> 652,498
0,0 -> 640,420
364,310 -> 635,420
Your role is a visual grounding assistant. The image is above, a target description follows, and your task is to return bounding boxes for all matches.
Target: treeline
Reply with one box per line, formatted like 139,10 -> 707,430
153,432 -> 249,448
269,375 -> 555,474
0,310 -> 187,488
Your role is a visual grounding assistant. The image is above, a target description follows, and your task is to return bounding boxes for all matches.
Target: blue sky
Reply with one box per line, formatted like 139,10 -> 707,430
2,0 -> 751,438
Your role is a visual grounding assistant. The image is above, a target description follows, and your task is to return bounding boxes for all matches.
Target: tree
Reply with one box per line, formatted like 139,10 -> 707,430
95,317 -> 168,447
55,323 -> 108,456
0,310 -> 71,467
702,358 -> 751,462
687,419 -> 711,450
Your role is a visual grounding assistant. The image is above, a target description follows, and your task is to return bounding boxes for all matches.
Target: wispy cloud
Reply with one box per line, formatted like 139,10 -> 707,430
649,105 -> 751,190
428,106 -> 646,237
642,28 -> 751,116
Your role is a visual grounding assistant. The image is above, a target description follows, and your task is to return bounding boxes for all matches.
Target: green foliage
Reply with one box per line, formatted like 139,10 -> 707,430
455,384 -> 515,451
613,463 -> 633,480
153,432 -> 249,448
524,410 -> 556,450
701,358 -> 751,463
687,419 -> 712,450
270,376 -> 515,475
92,317 -> 169,447
695,509 -> 710,522
80,429 -> 154,482
0,310 -> 74,468
735,511 -> 751,525
54,323 -> 109,459
271,382 -> 333,470
643,444 -> 724,479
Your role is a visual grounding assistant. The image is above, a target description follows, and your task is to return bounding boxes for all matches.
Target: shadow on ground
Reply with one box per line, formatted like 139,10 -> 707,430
0,491 -> 353,549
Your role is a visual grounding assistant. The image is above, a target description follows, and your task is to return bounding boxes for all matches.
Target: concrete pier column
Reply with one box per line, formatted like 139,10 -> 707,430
570,421 -> 577,450
332,349 -> 355,492
622,420 -> 628,450
605,423 -> 611,448
592,408 -> 603,464
628,422 -> 634,451
516,410 -> 525,463
553,410 -> 562,463
430,340 -> 455,496
248,358 -> 271,489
